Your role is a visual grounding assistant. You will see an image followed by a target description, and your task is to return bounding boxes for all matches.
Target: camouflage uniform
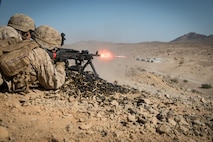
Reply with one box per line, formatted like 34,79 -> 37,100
0,26 -> 21,85
28,46 -> 65,89
1,25 -> 66,92
0,26 -> 22,41
29,25 -> 66,89
0,13 -> 35,86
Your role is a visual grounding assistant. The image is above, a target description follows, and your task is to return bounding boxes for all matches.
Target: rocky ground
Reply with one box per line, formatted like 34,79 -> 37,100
0,41 -> 212,142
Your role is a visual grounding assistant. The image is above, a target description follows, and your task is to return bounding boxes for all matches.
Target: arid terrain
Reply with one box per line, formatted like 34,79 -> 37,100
0,36 -> 213,141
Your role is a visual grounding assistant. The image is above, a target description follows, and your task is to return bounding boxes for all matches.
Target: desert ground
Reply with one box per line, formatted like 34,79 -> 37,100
0,41 -> 212,142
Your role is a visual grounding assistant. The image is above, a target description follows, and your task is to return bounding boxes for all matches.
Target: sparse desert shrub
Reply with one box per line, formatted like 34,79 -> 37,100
136,67 -> 146,72
138,68 -> 146,72
183,79 -> 188,83
170,77 -> 179,83
179,60 -> 184,65
201,84 -> 212,89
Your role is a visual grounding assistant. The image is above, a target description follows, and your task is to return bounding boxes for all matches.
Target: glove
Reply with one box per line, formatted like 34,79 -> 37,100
56,62 -> 65,70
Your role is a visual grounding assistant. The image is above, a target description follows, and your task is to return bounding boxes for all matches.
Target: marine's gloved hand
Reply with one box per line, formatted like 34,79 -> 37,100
56,62 -> 65,70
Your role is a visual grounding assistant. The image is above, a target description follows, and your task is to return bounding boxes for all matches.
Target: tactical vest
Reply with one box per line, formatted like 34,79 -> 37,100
0,40 -> 38,93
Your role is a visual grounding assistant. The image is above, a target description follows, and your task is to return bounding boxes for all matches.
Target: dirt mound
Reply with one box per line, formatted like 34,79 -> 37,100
0,70 -> 212,142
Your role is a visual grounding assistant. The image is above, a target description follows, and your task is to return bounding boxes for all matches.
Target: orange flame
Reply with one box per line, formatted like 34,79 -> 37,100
98,49 -> 128,61
98,49 -> 115,61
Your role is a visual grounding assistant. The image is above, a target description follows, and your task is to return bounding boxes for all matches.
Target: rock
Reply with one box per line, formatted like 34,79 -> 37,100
127,114 -> 136,122
110,100 -> 119,108
0,126 -> 9,141
179,125 -> 189,135
165,94 -> 170,99
65,124 -> 73,132
96,112 -> 103,118
168,118 -> 177,126
192,119 -> 203,126
187,88 -> 192,92
175,115 -> 189,126
156,110 -> 168,122
143,99 -> 152,105
157,123 -> 172,135
79,123 -> 92,130
150,117 -> 158,126
200,97 -> 206,103
78,118 -> 85,122
187,138 -> 197,142
48,136 -> 59,142
138,118 -> 147,125
147,108 -> 158,115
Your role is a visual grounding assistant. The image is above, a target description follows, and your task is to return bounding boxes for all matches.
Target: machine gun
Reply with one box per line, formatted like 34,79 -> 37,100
46,48 -> 100,77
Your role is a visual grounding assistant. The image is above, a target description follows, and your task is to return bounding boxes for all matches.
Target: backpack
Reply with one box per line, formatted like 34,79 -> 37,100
0,40 -> 38,93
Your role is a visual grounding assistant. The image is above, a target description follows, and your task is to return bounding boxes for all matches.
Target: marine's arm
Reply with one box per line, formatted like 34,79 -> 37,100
28,47 -> 66,89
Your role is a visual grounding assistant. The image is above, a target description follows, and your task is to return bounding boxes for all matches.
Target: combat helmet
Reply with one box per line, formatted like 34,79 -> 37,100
7,13 -> 35,32
32,25 -> 62,50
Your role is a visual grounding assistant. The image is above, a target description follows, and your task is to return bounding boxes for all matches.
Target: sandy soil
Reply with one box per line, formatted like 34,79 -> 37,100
0,41 -> 212,142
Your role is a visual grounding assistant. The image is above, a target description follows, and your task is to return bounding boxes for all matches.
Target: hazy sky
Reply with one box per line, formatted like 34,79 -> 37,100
0,0 -> 212,44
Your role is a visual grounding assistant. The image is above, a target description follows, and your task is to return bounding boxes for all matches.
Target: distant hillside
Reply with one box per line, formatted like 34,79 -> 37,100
171,32 -> 213,43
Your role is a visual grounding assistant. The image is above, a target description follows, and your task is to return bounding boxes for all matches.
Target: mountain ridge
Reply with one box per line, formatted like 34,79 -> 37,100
66,32 -> 213,45
171,32 -> 213,42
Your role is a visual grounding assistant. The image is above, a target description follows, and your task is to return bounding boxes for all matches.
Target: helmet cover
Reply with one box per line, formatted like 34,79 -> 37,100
32,25 -> 62,50
8,13 -> 35,32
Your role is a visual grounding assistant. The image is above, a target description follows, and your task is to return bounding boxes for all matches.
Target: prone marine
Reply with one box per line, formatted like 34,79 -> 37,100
0,14 -> 66,93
